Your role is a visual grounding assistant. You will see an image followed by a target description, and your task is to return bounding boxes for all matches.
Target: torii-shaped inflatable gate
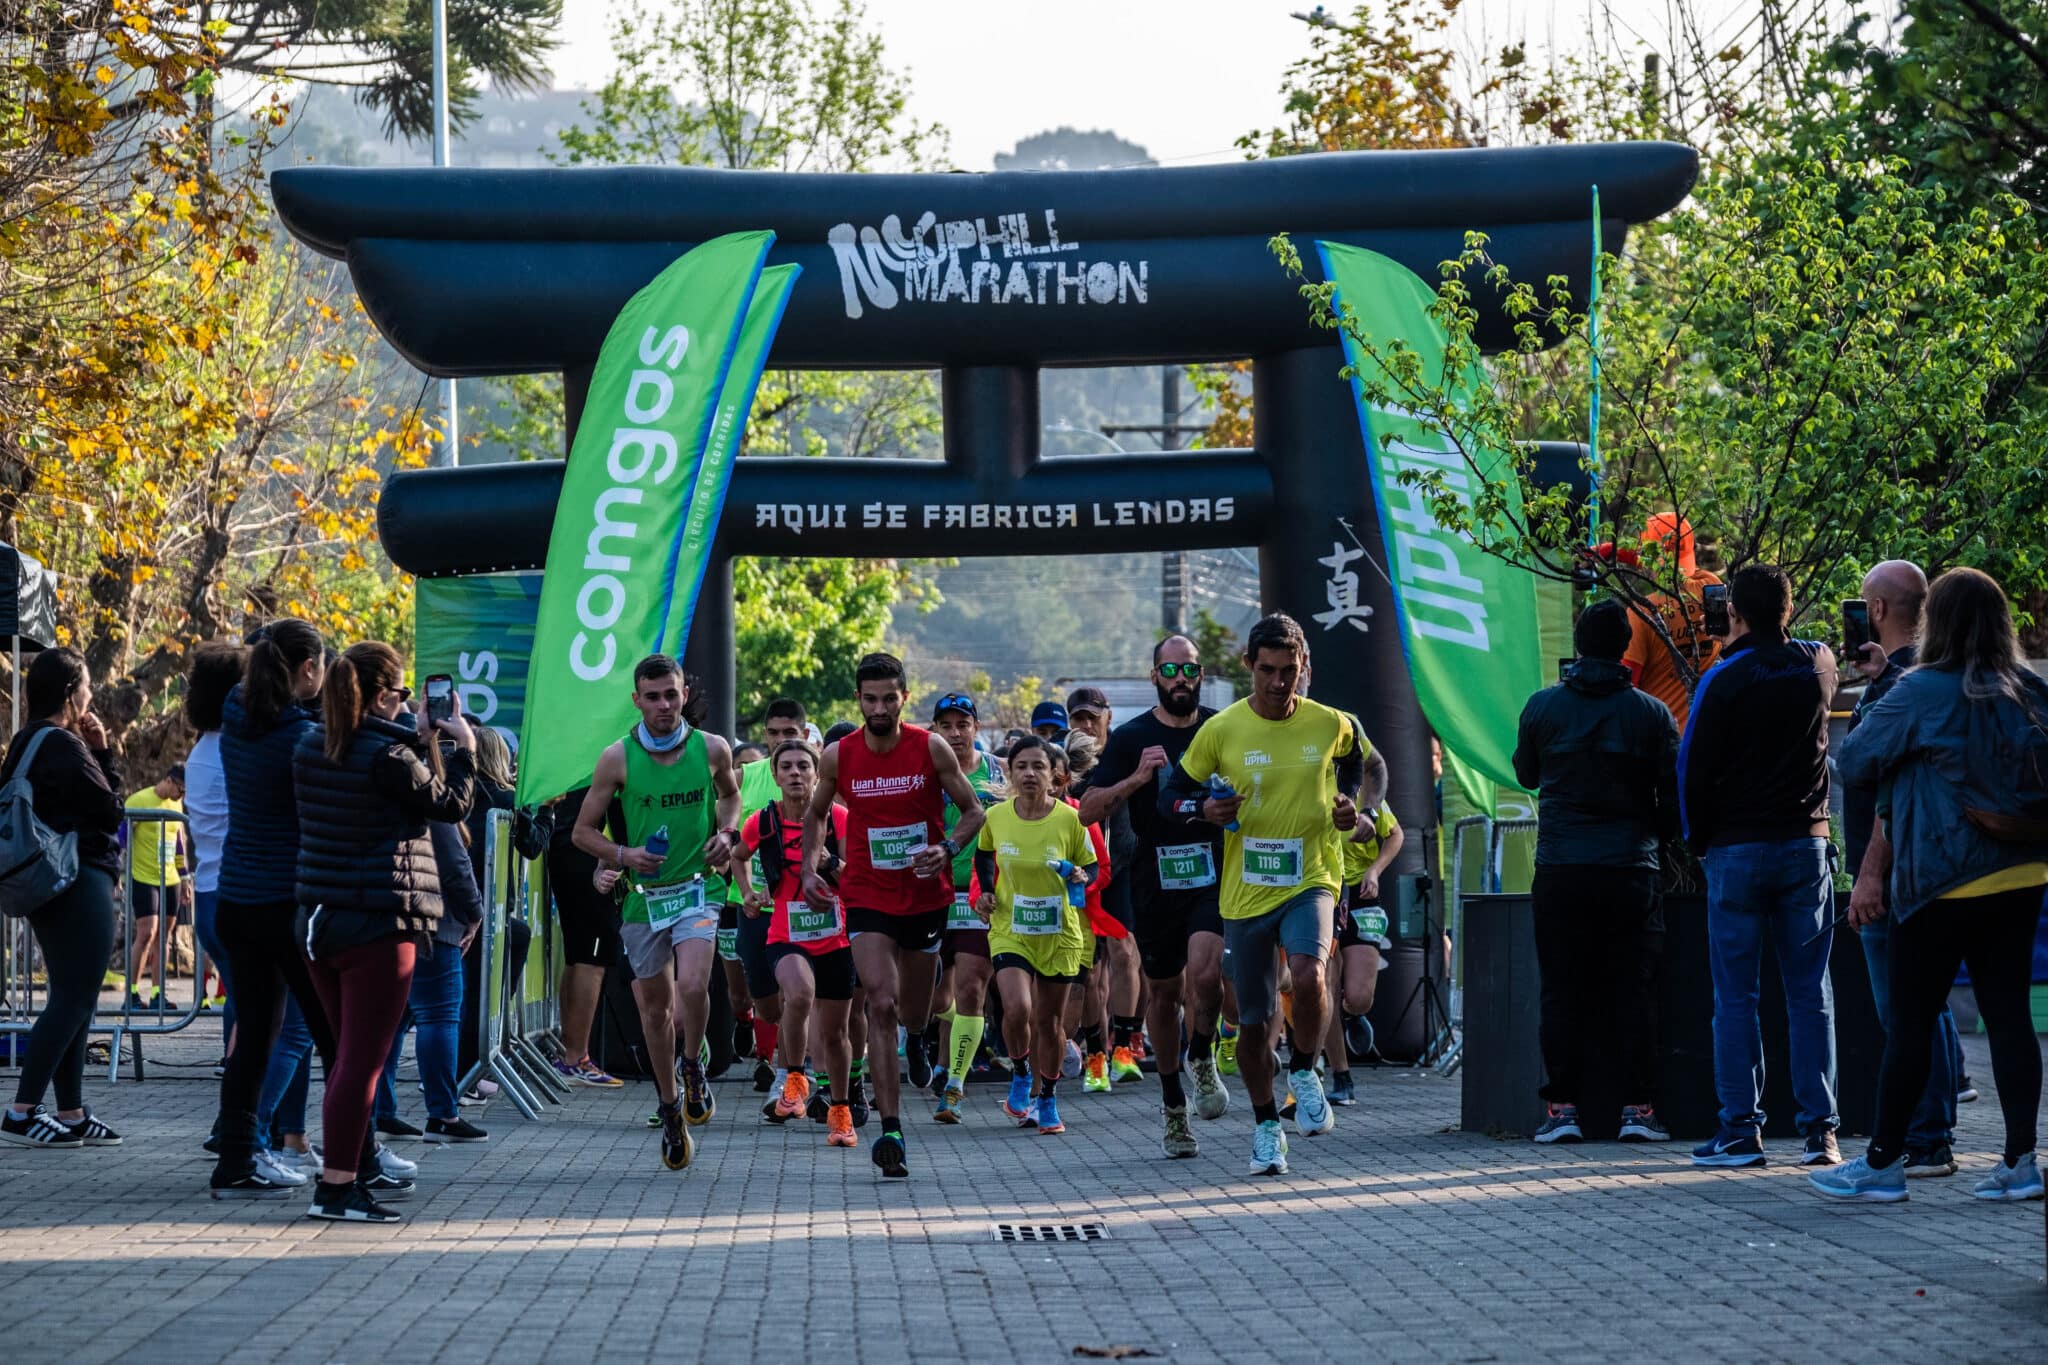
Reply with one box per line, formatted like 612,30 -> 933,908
274,142 -> 1696,856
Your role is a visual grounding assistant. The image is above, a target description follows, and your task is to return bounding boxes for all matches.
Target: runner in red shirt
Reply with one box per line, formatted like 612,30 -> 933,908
734,740 -> 857,1148
802,652 -> 985,1179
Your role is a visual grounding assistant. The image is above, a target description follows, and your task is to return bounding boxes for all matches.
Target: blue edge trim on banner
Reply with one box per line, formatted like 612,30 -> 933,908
649,234 -> 776,654
669,262 -> 801,658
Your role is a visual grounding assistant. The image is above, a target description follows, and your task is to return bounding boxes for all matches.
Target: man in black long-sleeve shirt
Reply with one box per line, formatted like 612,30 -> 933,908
1512,599 -> 1680,1145
1678,564 -> 1841,1170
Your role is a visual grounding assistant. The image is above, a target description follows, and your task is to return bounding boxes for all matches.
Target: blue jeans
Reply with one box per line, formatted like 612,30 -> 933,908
1860,914 -> 1959,1151
1704,838 -> 1838,1134
255,993 -> 314,1147
192,889 -> 236,1047
375,942 -> 465,1123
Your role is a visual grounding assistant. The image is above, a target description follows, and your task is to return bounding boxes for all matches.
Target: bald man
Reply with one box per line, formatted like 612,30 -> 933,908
1842,559 -> 1961,1176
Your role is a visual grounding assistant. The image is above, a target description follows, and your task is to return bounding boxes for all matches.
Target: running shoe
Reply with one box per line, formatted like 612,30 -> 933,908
360,1171 -> 415,1201
376,1145 -> 418,1179
906,1034 -> 933,1090
1534,1103 -> 1582,1144
847,1077 -> 870,1129
774,1071 -> 812,1121
1808,1154 -> 1906,1202
61,1108 -> 122,1147
1248,1118 -> 1289,1176
1903,1144 -> 1957,1178
1291,1068 -> 1334,1136
934,1086 -> 965,1125
1617,1105 -> 1669,1142
1062,1039 -> 1084,1083
272,1147 -> 320,1180
572,1059 -> 624,1088
1973,1153 -> 2045,1201
1036,1094 -> 1065,1135
808,1089 -> 831,1124
1278,1092 -> 1297,1124
872,1129 -> 909,1178
1957,1074 -> 1979,1104
752,1059 -> 776,1093
1191,1057 -> 1230,1121
681,1059 -> 715,1126
928,1066 -> 950,1101
1003,1072 -> 1036,1125
308,1180 -> 400,1223
1690,1129 -> 1766,1168
1802,1127 -> 1843,1167
1216,1031 -> 1240,1077
732,1018 -> 755,1061
646,1110 -> 663,1130
1326,1072 -> 1357,1107
1083,1052 -> 1111,1094
826,1104 -> 857,1147
211,1167 -> 294,1200
1110,1046 -> 1143,1085
659,1100 -> 694,1170
1342,1012 -> 1376,1063
255,1149 -> 307,1186
1162,1105 -> 1199,1159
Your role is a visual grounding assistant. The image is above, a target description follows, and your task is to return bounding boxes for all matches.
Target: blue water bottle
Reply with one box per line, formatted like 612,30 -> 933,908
1205,776 -> 1241,832
1046,860 -> 1087,910
646,824 -> 670,861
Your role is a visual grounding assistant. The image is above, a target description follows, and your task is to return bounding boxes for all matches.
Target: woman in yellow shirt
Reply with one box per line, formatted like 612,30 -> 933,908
974,736 -> 1096,1135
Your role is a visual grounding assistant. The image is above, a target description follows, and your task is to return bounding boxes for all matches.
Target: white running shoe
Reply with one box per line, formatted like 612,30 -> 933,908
375,1144 -> 418,1179
255,1149 -> 308,1187
1248,1119 -> 1289,1176
1191,1057 -> 1230,1121
1291,1068 -> 1334,1136
1973,1152 -> 2045,1201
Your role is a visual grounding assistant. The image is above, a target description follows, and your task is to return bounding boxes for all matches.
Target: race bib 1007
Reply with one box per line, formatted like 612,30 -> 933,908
1009,894 -> 1063,936
866,822 -> 924,871
1241,838 -> 1304,888
786,900 -> 841,944
1156,842 -> 1217,891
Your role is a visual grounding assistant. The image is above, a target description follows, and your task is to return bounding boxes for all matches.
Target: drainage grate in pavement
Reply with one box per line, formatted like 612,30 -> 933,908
992,1221 -> 1109,1243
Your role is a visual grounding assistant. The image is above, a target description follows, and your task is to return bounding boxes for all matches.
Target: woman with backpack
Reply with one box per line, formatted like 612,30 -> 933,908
293,641 -> 475,1221
1815,567 -> 2048,1204
0,649 -> 126,1149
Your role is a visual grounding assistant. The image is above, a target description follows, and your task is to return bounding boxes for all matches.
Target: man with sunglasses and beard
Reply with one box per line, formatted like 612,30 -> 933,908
1076,636 -> 1228,1158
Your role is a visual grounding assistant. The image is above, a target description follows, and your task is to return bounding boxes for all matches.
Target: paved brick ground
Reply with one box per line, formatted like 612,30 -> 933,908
2,1027 -> 2044,1364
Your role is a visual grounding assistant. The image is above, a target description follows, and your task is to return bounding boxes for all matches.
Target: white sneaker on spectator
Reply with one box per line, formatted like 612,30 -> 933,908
256,1149 -> 308,1186
376,1144 -> 418,1179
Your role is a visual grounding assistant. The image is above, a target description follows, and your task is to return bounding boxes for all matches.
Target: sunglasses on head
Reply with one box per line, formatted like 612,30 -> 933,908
1156,662 -> 1203,680
934,692 -> 976,716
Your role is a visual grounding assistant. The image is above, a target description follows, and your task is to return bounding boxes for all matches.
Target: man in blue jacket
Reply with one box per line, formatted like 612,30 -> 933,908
1679,564 -> 1841,1169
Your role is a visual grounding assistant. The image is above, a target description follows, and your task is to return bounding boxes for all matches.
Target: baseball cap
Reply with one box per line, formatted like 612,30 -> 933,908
1065,686 -> 1109,718
1030,701 -> 1070,731
932,691 -> 978,721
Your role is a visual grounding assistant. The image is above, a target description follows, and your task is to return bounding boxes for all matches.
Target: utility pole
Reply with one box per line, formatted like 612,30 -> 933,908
432,0 -> 459,467
1104,368 -> 1211,635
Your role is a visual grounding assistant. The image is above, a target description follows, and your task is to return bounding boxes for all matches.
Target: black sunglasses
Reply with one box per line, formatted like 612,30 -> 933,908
1156,662 -> 1203,680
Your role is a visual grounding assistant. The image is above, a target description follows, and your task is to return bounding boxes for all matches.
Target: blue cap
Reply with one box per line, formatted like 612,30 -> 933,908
1030,702 -> 1070,730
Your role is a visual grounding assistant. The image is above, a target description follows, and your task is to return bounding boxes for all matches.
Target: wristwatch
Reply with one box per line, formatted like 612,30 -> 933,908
940,836 -> 961,859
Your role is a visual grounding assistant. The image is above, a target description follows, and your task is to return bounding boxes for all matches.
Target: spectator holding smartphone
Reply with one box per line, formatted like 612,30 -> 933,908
1679,564 -> 1841,1170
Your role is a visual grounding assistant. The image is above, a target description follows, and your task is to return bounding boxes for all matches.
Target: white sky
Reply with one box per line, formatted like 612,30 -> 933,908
548,0 -> 1762,170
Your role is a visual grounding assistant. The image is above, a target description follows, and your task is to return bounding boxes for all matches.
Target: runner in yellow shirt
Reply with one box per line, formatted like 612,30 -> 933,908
125,767 -> 190,1010
974,736 -> 1097,1136
1160,613 -> 1387,1176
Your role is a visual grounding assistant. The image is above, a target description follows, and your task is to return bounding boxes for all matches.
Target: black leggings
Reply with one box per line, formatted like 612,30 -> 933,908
13,868 -> 116,1112
210,898 -> 372,1174
1871,885 -> 2043,1165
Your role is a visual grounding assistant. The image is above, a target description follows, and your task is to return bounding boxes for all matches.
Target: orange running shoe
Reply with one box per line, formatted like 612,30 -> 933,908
1110,1046 -> 1142,1084
826,1103 -> 857,1147
775,1070 -> 812,1120
1083,1051 -> 1111,1094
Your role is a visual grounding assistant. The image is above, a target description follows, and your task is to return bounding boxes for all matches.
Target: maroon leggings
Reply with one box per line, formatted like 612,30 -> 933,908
306,935 -> 417,1176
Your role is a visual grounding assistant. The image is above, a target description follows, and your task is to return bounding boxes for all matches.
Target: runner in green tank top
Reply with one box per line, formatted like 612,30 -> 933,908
928,692 -> 1006,1122
573,655 -> 741,1172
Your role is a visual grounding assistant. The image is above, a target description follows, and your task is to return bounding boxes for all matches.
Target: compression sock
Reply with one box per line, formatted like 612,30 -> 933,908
1079,1024 -> 1105,1056
1112,1015 -> 1142,1051
1160,1069 -> 1187,1108
1038,1075 -> 1059,1099
1188,1030 -> 1215,1062
948,1014 -> 985,1085
1010,1053 -> 1031,1079
1253,1100 -> 1280,1124
881,1115 -> 902,1136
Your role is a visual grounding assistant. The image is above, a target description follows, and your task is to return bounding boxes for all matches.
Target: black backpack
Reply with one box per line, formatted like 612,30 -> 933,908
756,802 -> 840,895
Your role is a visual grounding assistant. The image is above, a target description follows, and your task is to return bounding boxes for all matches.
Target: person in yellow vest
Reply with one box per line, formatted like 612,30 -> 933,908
125,765 -> 191,1010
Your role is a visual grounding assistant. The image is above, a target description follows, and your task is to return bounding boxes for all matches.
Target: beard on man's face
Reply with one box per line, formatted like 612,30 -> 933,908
864,712 -> 898,734
1156,683 -> 1199,717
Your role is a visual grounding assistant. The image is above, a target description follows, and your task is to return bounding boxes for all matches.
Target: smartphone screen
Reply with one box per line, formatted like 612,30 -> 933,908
1842,598 -> 1872,655
424,673 -> 455,723
1701,583 -> 1730,637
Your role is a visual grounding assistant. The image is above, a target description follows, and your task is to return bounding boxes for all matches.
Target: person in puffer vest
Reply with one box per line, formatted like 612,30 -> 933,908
293,640 -> 476,1223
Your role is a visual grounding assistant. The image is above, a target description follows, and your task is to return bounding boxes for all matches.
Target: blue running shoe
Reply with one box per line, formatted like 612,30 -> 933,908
1036,1094 -> 1065,1135
1809,1153 -> 1906,1202
1691,1128 -> 1766,1168
1004,1072 -> 1035,1126
871,1129 -> 908,1178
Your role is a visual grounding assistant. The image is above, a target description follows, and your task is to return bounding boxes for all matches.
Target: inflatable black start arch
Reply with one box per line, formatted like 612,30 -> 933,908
273,142 -> 1696,869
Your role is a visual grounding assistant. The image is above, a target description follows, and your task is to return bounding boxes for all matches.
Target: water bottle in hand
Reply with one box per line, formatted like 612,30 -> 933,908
1205,776 -> 1241,832
1046,860 -> 1086,910
646,824 -> 670,862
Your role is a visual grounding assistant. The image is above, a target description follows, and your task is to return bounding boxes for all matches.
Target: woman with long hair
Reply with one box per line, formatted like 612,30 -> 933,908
1819,568 -> 2048,1204
209,620 -> 344,1199
293,642 -> 475,1221
0,650 -> 127,1149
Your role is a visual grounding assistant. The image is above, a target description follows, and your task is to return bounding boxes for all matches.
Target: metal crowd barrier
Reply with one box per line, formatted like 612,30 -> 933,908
1,808 -> 213,1083
462,808 -> 571,1120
